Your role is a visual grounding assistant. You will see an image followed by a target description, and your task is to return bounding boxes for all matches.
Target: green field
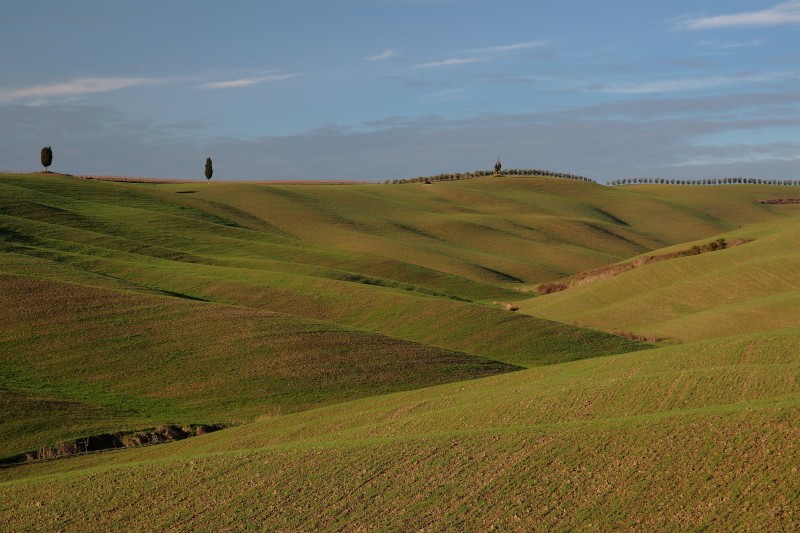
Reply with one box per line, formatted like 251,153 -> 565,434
2,172 -> 800,530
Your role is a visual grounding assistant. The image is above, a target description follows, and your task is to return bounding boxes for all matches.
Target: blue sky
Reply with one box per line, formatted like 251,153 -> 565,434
1,0 -> 798,181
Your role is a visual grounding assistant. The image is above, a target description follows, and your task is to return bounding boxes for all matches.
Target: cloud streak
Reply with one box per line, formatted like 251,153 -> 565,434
419,88 -> 469,101
463,41 -> 549,54
413,40 -> 548,70
202,74 -> 299,89
698,39 -> 765,50
0,77 -> 170,103
680,1 -> 800,29
366,50 -> 396,61
590,71 -> 795,95
415,57 -> 481,68
0,72 -> 302,102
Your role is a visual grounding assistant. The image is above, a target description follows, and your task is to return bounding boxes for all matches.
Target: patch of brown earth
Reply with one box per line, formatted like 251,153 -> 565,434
0,424 -> 229,468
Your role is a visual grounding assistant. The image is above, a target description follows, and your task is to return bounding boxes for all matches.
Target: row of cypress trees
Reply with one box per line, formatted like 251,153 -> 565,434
385,168 -> 594,185
610,177 -> 799,186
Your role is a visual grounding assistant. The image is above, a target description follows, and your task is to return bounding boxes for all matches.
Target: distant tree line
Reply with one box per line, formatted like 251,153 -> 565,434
385,168 -> 595,185
610,177 -> 800,186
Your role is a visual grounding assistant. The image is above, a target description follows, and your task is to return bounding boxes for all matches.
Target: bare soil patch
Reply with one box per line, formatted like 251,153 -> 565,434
759,199 -> 800,205
0,424 -> 229,468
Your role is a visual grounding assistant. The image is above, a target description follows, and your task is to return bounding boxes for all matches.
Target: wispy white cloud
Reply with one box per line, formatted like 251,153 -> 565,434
419,88 -> 469,101
366,50 -> 396,61
591,71 -> 793,95
202,74 -> 299,89
463,41 -> 549,54
697,39 -> 765,50
414,40 -> 546,69
680,1 -> 800,29
0,72 -> 301,102
415,57 -> 481,69
0,77 -> 170,103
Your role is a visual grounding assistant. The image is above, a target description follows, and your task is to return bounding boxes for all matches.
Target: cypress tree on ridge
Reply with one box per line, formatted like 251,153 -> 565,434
41,146 -> 53,172
205,157 -> 213,181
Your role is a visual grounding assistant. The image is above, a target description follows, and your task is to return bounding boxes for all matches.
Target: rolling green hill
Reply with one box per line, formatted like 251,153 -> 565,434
520,213 -> 800,343
2,172 -> 800,530
3,328 -> 800,530
0,274 -> 519,458
0,173 -> 649,458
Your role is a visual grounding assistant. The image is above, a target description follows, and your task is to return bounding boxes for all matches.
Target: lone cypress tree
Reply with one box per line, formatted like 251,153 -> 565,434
494,158 -> 502,175
41,146 -> 53,172
205,157 -> 213,181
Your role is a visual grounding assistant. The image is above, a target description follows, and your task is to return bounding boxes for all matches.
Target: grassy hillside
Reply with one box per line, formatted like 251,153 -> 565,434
0,172 -> 651,457
160,177 -> 792,285
0,274 -> 520,458
3,172 -> 800,530
4,174 -> 789,293
0,173 -> 648,371
520,213 -> 800,342
3,327 -> 800,530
